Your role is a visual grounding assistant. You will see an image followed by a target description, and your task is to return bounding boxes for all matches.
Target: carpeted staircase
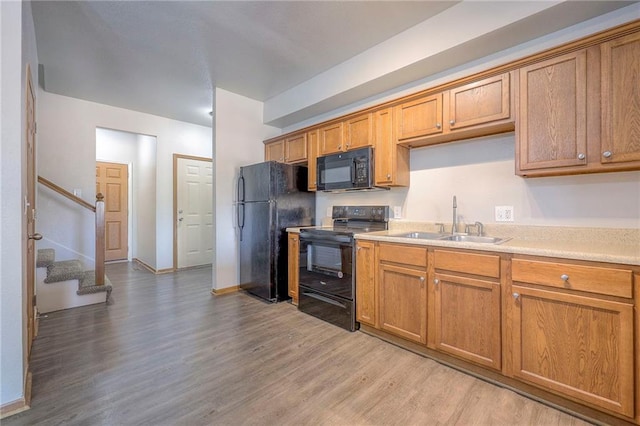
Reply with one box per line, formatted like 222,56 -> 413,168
36,248 -> 113,313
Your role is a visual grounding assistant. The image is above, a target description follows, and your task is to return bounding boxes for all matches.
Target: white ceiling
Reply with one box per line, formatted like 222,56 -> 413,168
32,1 -> 637,129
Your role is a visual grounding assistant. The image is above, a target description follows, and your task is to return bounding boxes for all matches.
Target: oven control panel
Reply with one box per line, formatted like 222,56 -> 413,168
332,205 -> 389,222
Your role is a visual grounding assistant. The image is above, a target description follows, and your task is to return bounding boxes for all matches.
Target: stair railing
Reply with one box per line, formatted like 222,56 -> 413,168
37,176 -> 106,285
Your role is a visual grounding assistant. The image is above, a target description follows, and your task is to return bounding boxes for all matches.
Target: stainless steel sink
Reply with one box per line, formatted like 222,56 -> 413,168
389,231 -> 447,240
440,235 -> 511,244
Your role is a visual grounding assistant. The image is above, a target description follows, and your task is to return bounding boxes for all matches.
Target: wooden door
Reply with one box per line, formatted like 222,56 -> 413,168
287,233 -> 299,305
601,31 -> 640,164
433,273 -> 501,370
285,134 -> 307,163
355,240 -> 376,327
395,93 -> 443,142
307,129 -> 318,191
25,64 -> 37,355
344,113 -> 373,150
379,263 -> 427,344
176,156 -> 213,269
318,122 -> 344,156
96,162 -> 128,261
518,50 -> 587,171
448,73 -> 511,130
510,285 -> 634,417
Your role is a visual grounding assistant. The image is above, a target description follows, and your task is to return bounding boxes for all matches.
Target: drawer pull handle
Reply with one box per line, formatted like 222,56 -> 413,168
560,274 -> 569,281
512,292 -> 520,300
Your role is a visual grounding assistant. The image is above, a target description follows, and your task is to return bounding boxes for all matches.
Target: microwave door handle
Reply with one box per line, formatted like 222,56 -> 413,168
351,159 -> 357,184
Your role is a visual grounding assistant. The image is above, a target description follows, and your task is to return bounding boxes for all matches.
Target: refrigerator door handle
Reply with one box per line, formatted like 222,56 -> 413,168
237,175 -> 245,203
237,202 -> 245,241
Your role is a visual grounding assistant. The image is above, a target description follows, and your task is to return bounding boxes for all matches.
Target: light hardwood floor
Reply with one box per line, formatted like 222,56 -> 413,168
5,262 -> 590,425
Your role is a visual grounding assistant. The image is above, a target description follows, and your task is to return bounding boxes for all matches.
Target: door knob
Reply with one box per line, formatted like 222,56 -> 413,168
28,233 -> 42,240
178,218 -> 184,222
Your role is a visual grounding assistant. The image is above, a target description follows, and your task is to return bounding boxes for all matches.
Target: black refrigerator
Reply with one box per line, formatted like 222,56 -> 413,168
237,161 -> 315,302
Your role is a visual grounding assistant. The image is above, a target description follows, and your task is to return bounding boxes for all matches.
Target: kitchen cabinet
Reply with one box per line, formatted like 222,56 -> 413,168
287,233 -> 300,305
601,31 -> 640,165
355,240 -> 377,327
264,134 -> 307,164
318,122 -> 344,156
396,72 -> 514,148
509,257 -> 635,418
431,249 -> 502,370
378,243 -> 427,344
517,50 -> 588,173
344,112 -> 374,151
264,139 -> 285,162
374,107 -> 409,187
306,129 -> 319,191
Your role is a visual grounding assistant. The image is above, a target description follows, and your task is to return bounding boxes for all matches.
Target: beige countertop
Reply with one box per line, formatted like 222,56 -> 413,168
287,222 -> 640,266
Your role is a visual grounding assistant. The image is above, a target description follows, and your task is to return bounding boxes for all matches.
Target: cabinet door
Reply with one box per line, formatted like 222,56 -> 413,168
510,285 -> 634,417
319,122 -> 344,156
265,140 -> 285,162
285,134 -> 307,163
344,113 -> 373,150
287,233 -> 300,305
601,32 -> 640,164
518,50 -> 587,171
448,73 -> 511,130
355,240 -> 377,327
379,263 -> 427,344
395,94 -> 443,142
374,108 -> 409,187
433,273 -> 501,370
307,129 -> 319,191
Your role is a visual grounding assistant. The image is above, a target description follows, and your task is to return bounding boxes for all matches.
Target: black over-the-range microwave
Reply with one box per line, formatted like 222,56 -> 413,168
317,146 -> 382,191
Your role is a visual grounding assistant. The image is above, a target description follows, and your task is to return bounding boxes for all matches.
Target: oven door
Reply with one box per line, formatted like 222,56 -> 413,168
298,232 -> 354,300
298,287 -> 356,331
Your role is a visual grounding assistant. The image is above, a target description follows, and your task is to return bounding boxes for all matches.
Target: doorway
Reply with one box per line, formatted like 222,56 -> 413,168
173,154 -> 213,269
25,64 -> 37,356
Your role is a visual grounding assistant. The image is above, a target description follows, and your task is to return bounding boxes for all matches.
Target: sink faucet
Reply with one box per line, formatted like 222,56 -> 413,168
452,195 -> 457,234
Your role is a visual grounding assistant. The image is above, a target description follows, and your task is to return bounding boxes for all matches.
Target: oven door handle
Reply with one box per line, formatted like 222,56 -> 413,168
299,232 -> 352,244
301,291 -> 347,309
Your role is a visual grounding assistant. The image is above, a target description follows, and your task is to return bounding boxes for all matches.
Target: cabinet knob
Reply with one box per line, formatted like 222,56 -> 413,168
346,143 -> 350,148
577,153 -> 585,160
386,173 -> 391,179
337,145 -> 342,150
436,123 -> 442,129
449,119 -> 455,126
560,274 -> 569,281
357,246 -> 361,251
420,276 -> 425,282
602,151 -> 612,158
512,292 -> 520,300
434,278 -> 439,285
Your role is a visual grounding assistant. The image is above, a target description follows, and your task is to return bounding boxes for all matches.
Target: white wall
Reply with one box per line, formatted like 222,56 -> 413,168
96,128 -> 158,265
316,135 -> 640,229
212,88 -> 280,290
38,92 -> 211,270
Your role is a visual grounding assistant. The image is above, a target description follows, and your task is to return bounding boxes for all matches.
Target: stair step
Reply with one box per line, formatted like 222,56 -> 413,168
44,260 -> 85,283
37,248 -> 56,268
77,271 -> 113,302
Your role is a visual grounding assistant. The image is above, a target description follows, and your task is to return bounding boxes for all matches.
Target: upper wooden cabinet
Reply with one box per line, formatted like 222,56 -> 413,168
517,50 -> 588,173
264,139 -> 285,162
318,122 -> 344,156
601,31 -> 640,165
306,129 -> 319,191
395,73 -> 514,148
374,108 -> 409,187
264,133 -> 307,164
344,112 -> 374,151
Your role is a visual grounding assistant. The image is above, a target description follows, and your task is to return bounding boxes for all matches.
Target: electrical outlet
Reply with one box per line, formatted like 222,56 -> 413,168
495,206 -> 514,222
393,206 -> 402,219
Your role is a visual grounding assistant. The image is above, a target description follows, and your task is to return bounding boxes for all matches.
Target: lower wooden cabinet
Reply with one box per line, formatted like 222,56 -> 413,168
287,233 -> 299,305
509,285 -> 634,417
355,240 -> 377,327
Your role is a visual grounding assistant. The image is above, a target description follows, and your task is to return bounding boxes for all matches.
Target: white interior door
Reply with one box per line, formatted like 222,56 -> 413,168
177,157 -> 213,268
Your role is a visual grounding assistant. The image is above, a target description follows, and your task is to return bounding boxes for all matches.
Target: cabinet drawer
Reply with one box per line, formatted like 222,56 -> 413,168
512,259 -> 633,298
379,243 -> 427,268
434,249 -> 500,278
